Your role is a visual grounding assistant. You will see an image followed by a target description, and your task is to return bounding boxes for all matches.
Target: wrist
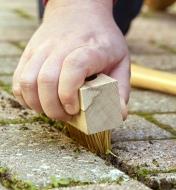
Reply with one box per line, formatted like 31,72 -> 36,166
45,0 -> 113,10
44,0 -> 113,21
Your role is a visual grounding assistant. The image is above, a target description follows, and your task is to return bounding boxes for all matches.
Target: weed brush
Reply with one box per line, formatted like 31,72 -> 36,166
65,64 -> 176,154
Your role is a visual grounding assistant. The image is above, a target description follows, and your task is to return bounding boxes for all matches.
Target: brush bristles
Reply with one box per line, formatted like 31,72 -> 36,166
65,124 -> 111,154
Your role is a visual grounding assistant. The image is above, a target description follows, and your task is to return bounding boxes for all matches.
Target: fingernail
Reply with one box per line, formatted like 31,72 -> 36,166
120,98 -> 128,120
64,104 -> 77,115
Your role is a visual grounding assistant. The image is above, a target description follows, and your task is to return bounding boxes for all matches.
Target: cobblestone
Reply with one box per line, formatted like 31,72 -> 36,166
129,89 -> 176,113
112,115 -> 174,142
0,57 -> 19,74
0,43 -> 22,56
112,140 -> 176,189
0,122 -> 129,188
154,114 -> 176,131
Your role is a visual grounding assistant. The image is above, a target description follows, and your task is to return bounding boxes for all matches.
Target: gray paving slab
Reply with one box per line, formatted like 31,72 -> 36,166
0,122 -> 129,189
0,43 -> 22,56
0,75 -> 12,86
129,89 -> 176,113
127,12 -> 176,51
154,114 -> 176,132
112,140 -> 176,189
0,27 -> 36,41
112,140 -> 176,172
112,115 -> 174,143
131,55 -> 176,72
145,173 -> 176,190
0,57 -> 19,75
56,180 -> 151,190
0,184 -> 7,190
0,90 -> 36,120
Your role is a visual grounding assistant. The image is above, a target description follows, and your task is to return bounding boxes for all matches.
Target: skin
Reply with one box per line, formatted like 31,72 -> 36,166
12,0 -> 130,121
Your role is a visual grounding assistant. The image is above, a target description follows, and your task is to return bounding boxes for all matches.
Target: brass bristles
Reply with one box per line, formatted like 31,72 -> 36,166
65,124 -> 111,154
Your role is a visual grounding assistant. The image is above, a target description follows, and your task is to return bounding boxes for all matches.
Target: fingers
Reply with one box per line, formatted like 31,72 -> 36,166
12,47 -> 33,108
59,46 -> 107,115
20,47 -> 49,113
38,52 -> 71,121
109,56 -> 131,120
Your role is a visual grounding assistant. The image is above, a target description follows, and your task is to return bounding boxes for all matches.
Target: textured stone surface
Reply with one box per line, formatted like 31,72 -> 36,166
0,27 -> 35,41
127,12 -> 176,50
0,184 -> 7,190
0,43 -> 22,56
128,39 -> 166,55
112,140 -> 176,189
0,57 -> 19,74
112,140 -> 176,172
0,90 -> 35,120
0,122 -> 128,188
154,114 -> 176,131
0,75 -> 12,86
112,115 -> 174,142
57,180 -> 151,190
145,173 -> 176,190
129,89 -> 176,113
131,55 -> 176,72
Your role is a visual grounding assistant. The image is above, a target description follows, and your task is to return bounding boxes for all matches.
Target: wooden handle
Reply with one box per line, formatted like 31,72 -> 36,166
131,64 -> 176,95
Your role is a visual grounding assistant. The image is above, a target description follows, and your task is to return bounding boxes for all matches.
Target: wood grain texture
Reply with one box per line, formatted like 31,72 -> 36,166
68,74 -> 123,135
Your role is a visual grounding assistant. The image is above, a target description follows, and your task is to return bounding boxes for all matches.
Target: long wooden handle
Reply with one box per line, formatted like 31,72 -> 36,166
131,64 -> 176,95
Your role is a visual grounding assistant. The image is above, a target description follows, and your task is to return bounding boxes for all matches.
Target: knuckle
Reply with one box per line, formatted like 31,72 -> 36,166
12,85 -> 21,97
19,77 -> 36,89
38,73 -> 57,85
59,92 -> 73,104
64,55 -> 85,70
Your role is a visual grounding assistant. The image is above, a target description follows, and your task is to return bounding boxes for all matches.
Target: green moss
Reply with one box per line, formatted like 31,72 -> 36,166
134,166 -> 176,180
44,175 -> 125,189
149,40 -> 176,54
0,167 -> 38,190
0,80 -> 12,94
10,41 -> 26,51
158,43 -> 176,54
13,8 -> 34,20
44,177 -> 92,189
136,112 -> 176,136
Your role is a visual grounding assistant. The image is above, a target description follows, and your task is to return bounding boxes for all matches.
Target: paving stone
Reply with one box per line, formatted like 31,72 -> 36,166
128,39 -> 166,55
0,90 -> 35,120
145,173 -> 176,190
112,140 -> 176,189
0,27 -> 35,41
128,12 -> 176,50
0,57 -> 19,74
129,89 -> 176,113
0,75 -> 12,86
0,9 -> 38,27
0,0 -> 37,14
112,115 -> 174,143
56,180 -> 151,190
0,43 -> 22,56
154,114 -> 176,131
0,184 -> 7,190
131,54 -> 176,72
0,122 -> 129,188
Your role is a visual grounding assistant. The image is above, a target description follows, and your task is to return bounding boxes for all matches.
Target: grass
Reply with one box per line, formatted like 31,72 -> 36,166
13,8 -> 34,20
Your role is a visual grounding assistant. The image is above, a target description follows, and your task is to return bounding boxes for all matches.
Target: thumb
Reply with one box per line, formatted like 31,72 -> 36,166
59,46 -> 107,115
109,56 -> 131,120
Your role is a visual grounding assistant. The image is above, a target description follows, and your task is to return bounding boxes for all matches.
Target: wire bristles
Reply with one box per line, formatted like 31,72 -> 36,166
65,124 -> 111,154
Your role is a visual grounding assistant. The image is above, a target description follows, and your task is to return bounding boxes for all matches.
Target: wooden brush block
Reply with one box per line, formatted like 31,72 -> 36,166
68,74 -> 123,135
